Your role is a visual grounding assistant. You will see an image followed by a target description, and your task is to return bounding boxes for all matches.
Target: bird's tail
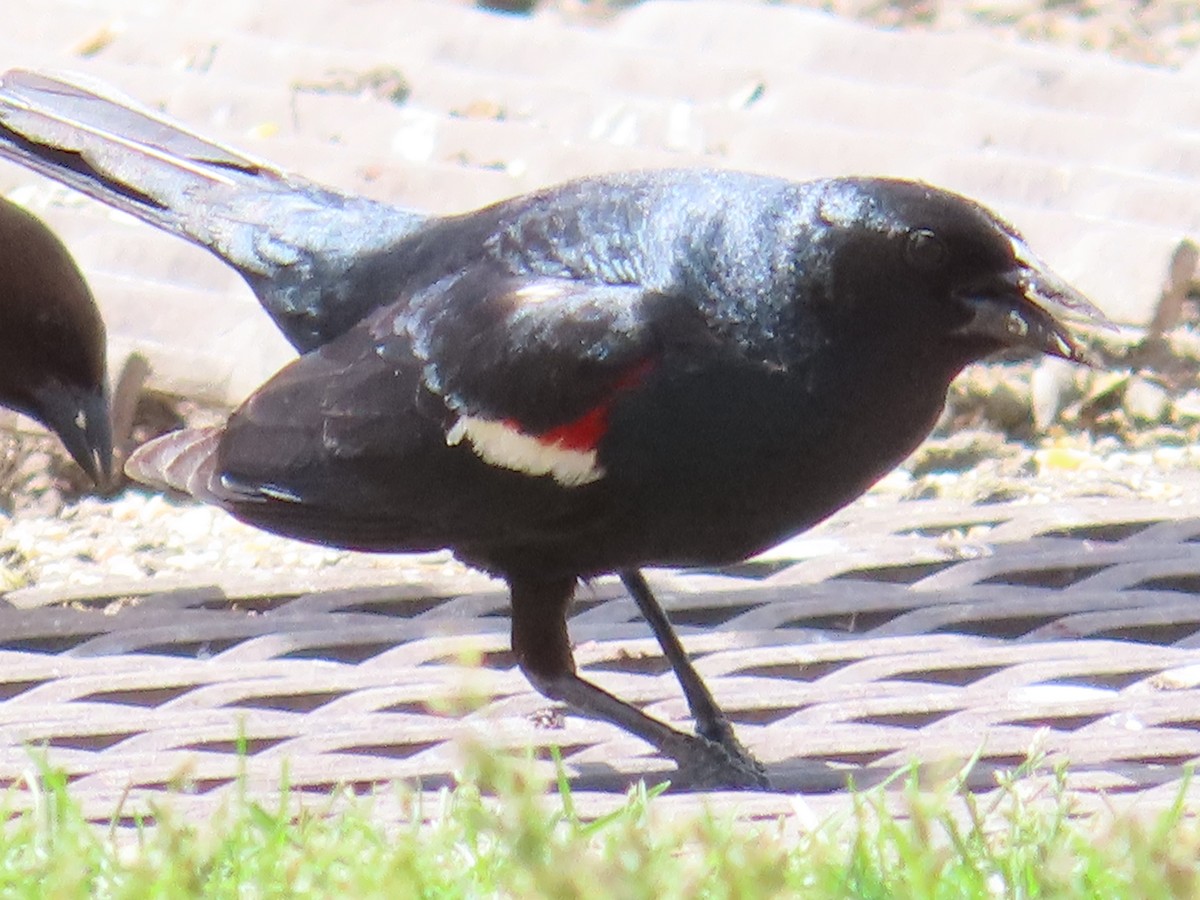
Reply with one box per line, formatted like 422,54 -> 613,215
0,69 -> 427,350
0,70 -> 309,250
125,426 -> 226,505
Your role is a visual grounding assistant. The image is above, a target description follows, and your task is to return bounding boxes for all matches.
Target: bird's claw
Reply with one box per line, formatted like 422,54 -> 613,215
670,732 -> 770,791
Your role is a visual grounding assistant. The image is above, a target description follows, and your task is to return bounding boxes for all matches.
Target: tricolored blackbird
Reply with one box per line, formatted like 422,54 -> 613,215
0,70 -> 1108,788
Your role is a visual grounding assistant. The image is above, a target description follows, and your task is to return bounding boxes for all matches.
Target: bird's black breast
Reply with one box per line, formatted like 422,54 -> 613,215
474,345 -> 952,577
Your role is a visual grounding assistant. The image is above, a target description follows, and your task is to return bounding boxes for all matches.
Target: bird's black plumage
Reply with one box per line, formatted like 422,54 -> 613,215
0,195 -> 110,484
0,69 -> 1109,788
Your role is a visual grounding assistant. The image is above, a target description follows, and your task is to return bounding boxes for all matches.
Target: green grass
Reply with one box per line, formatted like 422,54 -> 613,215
0,747 -> 1196,899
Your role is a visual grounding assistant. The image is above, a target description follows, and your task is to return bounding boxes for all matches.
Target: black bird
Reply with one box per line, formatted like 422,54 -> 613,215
0,194 -> 111,484
0,69 -> 1108,788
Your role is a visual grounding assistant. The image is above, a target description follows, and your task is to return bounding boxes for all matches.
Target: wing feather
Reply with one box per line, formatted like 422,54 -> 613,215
128,272 -> 715,552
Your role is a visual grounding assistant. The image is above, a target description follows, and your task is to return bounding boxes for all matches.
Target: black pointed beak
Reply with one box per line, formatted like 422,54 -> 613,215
29,380 -> 113,486
955,240 -> 1113,365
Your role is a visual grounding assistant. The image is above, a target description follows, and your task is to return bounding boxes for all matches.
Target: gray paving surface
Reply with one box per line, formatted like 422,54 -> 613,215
1,486 -> 1200,824
2,0 -> 1198,402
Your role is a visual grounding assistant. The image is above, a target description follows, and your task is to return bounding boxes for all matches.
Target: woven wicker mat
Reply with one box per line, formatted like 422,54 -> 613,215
3,486 -> 1200,826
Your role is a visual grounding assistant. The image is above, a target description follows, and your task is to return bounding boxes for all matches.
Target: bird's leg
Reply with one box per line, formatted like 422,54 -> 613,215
619,569 -> 764,777
509,575 -> 768,790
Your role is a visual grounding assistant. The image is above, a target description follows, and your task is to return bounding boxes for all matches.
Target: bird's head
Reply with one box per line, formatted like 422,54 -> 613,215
0,200 -> 112,485
806,178 -> 1109,374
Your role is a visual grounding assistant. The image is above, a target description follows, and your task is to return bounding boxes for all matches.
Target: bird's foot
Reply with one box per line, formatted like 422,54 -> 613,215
669,732 -> 770,791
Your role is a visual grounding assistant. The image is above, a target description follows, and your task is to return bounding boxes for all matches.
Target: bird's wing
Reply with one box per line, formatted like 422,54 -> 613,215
129,271 -> 712,551
398,266 -> 716,427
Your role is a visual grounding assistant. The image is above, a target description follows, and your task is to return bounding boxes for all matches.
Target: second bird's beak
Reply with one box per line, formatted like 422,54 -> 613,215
29,380 -> 113,486
955,240 -> 1112,365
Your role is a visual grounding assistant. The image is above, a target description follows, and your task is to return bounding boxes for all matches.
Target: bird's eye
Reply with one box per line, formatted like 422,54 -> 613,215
905,229 -> 948,272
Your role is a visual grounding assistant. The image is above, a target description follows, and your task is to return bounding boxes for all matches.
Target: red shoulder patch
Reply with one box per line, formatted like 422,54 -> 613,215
534,358 -> 655,451
445,358 -> 656,487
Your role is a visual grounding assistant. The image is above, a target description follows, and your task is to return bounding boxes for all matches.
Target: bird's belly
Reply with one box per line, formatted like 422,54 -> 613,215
581,370 -> 948,569
595,447 -> 895,568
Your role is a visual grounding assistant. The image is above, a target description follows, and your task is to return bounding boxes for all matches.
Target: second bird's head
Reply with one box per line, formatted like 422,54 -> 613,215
0,199 -> 112,486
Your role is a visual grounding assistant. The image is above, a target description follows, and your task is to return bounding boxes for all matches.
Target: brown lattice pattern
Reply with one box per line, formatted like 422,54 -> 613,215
3,493 -> 1200,824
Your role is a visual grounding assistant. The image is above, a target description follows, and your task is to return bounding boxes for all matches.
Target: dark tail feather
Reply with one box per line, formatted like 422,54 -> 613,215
0,70 -> 305,249
0,69 -> 427,351
125,426 -> 226,505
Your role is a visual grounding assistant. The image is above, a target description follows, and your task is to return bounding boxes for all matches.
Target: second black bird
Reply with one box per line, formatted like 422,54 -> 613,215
0,70 -> 1108,788
0,195 -> 110,484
